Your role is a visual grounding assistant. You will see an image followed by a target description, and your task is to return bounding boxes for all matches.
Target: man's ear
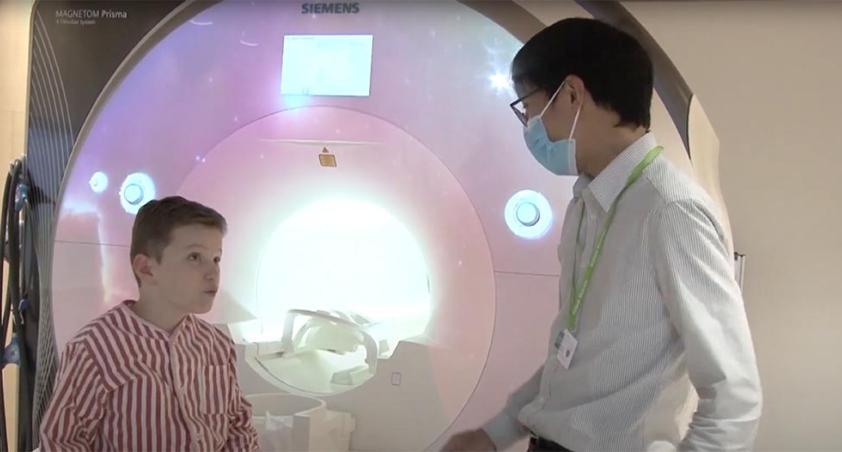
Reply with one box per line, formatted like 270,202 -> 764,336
132,254 -> 156,285
564,75 -> 587,107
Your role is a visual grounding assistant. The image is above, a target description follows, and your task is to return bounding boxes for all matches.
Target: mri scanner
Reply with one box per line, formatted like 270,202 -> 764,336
17,1 -> 738,451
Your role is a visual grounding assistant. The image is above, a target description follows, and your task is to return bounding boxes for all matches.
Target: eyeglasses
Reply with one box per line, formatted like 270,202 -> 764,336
509,87 -> 541,127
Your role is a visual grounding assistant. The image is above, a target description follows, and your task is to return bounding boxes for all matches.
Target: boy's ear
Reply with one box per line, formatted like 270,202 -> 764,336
132,254 -> 156,285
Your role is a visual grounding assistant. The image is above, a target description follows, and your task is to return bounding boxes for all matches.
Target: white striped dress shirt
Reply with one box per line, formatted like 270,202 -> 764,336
40,301 -> 259,451
484,133 -> 762,452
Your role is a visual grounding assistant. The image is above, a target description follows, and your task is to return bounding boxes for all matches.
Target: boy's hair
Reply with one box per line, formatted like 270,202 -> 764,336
512,17 -> 654,129
130,196 -> 227,279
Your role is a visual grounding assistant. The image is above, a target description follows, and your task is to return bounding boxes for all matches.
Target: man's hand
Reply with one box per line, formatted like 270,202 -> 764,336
441,429 -> 497,452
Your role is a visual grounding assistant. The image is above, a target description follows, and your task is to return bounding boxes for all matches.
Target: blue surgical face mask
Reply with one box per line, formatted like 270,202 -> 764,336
523,82 -> 582,176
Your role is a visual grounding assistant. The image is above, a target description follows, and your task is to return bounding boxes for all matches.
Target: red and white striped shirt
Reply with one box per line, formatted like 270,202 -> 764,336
40,301 -> 259,451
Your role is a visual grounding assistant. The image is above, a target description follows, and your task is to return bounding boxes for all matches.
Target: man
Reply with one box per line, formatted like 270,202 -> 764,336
443,18 -> 761,452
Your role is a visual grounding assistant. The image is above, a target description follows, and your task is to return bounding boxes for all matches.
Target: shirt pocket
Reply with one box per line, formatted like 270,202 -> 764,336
196,364 -> 230,414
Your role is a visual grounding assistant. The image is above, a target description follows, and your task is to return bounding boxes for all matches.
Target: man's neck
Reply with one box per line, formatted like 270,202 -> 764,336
131,294 -> 187,333
582,127 -> 647,178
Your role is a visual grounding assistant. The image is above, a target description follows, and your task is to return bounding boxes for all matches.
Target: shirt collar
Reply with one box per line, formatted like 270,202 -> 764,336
586,132 -> 658,211
572,175 -> 591,200
118,300 -> 194,340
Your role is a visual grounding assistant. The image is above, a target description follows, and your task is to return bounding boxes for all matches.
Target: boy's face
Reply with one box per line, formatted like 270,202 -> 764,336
142,224 -> 223,315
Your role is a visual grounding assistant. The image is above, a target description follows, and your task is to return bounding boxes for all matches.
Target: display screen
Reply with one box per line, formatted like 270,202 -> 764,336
281,34 -> 373,96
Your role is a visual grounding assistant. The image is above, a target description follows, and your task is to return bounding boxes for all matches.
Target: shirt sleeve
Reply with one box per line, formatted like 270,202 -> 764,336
482,366 -> 543,450
223,340 -> 260,452
39,342 -> 107,452
650,199 -> 763,452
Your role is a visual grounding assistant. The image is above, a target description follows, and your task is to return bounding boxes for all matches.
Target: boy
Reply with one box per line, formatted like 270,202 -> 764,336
41,196 -> 259,451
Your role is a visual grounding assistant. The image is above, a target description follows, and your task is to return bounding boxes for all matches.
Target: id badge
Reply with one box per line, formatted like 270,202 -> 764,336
556,329 -> 578,369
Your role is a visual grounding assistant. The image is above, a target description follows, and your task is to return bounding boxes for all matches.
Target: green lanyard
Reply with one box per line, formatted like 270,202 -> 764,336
567,146 -> 663,332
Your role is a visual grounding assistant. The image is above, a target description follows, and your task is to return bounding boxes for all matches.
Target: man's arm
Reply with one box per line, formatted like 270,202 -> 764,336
40,342 -> 107,452
481,365 -> 543,450
651,200 -> 762,451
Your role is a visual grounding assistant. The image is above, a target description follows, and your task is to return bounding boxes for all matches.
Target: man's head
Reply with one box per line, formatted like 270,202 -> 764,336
510,18 -> 653,176
130,196 -> 227,315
